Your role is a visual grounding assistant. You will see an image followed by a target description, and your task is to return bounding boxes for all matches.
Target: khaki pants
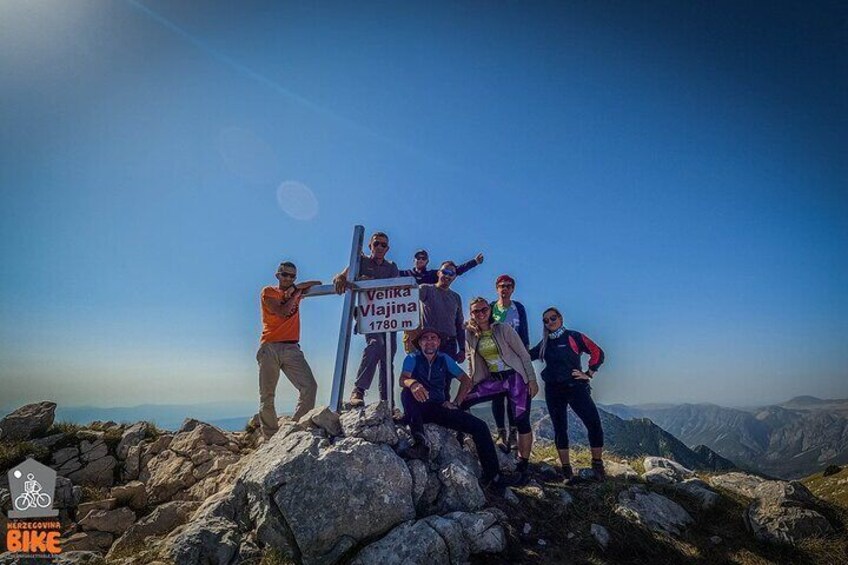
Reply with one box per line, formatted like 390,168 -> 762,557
257,342 -> 317,439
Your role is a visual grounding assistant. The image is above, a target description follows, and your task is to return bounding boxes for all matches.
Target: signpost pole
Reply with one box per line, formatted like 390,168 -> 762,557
329,225 -> 364,412
385,331 -> 393,411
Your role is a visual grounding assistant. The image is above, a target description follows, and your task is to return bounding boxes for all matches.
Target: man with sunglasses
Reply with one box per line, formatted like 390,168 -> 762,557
257,261 -> 322,440
399,249 -> 483,354
399,327 -> 518,495
400,249 -> 484,285
333,232 -> 400,408
418,261 -> 466,367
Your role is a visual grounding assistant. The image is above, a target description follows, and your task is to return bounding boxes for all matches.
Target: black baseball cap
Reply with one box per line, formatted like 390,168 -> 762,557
414,249 -> 429,259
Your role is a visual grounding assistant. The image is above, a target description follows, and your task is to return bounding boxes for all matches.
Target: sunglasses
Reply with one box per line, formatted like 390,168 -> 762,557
372,241 -> 388,248
498,284 -> 514,289
415,256 -> 428,261
440,269 -> 456,277
471,307 -> 490,315
543,315 -> 559,324
278,272 -> 296,279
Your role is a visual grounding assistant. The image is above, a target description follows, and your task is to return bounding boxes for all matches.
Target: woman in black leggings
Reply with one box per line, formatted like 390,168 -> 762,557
529,307 -> 606,482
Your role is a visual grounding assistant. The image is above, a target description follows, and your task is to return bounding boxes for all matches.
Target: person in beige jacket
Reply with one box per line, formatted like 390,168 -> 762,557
460,297 -> 539,480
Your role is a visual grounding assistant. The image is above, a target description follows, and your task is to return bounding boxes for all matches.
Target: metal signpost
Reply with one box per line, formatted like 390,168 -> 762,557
302,225 -> 421,412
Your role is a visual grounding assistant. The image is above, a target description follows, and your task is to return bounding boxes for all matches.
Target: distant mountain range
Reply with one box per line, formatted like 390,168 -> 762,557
469,405 -> 736,472
42,401 -> 270,431
8,394 -> 844,479
603,397 -> 848,479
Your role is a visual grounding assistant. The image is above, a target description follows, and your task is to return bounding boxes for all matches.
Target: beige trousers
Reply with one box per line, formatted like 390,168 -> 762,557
257,342 -> 317,439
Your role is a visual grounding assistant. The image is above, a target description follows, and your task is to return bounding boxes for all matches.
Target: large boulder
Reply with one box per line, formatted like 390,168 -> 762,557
605,461 -> 639,481
671,478 -> 720,510
167,424 -> 416,565
110,480 -> 148,510
67,455 -> 117,488
643,457 -> 694,481
62,531 -> 114,552
339,401 -> 398,445
297,405 -> 343,437
644,467 -> 678,485
116,422 -> 149,460
351,510 -> 505,565
744,480 -> 834,544
79,506 -> 137,535
435,463 -> 486,513
144,450 -> 197,504
422,424 -> 481,477
108,500 -> 201,559
709,472 -> 765,498
0,402 -> 56,441
614,486 -> 694,536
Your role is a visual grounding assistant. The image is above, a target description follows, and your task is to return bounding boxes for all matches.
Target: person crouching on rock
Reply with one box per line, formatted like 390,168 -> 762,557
529,307 -> 606,483
399,327 -> 518,494
462,297 -> 539,483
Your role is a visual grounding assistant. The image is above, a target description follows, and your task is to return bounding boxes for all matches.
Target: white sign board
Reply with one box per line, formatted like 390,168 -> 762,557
356,286 -> 420,334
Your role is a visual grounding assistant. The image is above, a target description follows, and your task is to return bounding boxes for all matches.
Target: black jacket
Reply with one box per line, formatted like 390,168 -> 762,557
529,329 -> 605,386
399,258 -> 479,284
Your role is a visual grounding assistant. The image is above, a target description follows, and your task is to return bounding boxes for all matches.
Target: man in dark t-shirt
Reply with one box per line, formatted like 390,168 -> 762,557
334,232 -> 400,407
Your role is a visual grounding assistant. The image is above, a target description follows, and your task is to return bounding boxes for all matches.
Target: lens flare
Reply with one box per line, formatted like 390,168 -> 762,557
276,181 -> 318,220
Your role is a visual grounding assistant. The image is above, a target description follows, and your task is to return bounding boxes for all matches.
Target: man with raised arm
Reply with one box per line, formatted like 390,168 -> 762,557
399,249 -> 484,284
418,261 -> 467,364
333,231 -> 400,407
257,261 -> 322,440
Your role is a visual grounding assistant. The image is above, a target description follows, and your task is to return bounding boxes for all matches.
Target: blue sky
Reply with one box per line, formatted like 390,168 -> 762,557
1,0 -> 846,411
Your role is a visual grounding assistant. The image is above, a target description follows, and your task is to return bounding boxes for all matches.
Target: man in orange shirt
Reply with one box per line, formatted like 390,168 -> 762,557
258,261 -> 321,439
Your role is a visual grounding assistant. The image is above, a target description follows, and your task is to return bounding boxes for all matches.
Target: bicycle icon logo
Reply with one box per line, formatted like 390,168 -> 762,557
7,458 -> 59,519
13,473 -> 53,511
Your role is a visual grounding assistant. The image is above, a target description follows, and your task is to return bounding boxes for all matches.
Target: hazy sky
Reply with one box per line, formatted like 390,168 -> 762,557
1,0 -> 846,411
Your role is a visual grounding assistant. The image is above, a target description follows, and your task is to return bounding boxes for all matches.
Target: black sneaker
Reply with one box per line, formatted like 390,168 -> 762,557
561,464 -> 574,482
401,433 -> 430,460
404,441 -> 430,461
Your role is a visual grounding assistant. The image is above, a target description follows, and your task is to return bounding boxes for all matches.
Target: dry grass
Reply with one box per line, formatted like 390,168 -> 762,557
468,446 -> 848,565
0,440 -> 50,474
804,467 -> 848,508
259,548 -> 295,565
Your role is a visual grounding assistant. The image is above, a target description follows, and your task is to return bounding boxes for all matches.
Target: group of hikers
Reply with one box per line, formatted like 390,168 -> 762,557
257,231 -> 606,494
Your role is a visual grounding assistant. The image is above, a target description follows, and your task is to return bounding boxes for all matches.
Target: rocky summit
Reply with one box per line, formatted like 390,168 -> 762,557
0,401 -> 846,564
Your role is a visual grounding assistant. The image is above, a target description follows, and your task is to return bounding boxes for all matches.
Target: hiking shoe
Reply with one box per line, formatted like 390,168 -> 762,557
591,459 -> 607,482
495,428 -> 509,453
349,387 -> 365,408
508,427 -> 518,451
391,408 -> 406,424
513,470 -> 530,487
403,441 -> 430,461
561,464 -> 574,482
